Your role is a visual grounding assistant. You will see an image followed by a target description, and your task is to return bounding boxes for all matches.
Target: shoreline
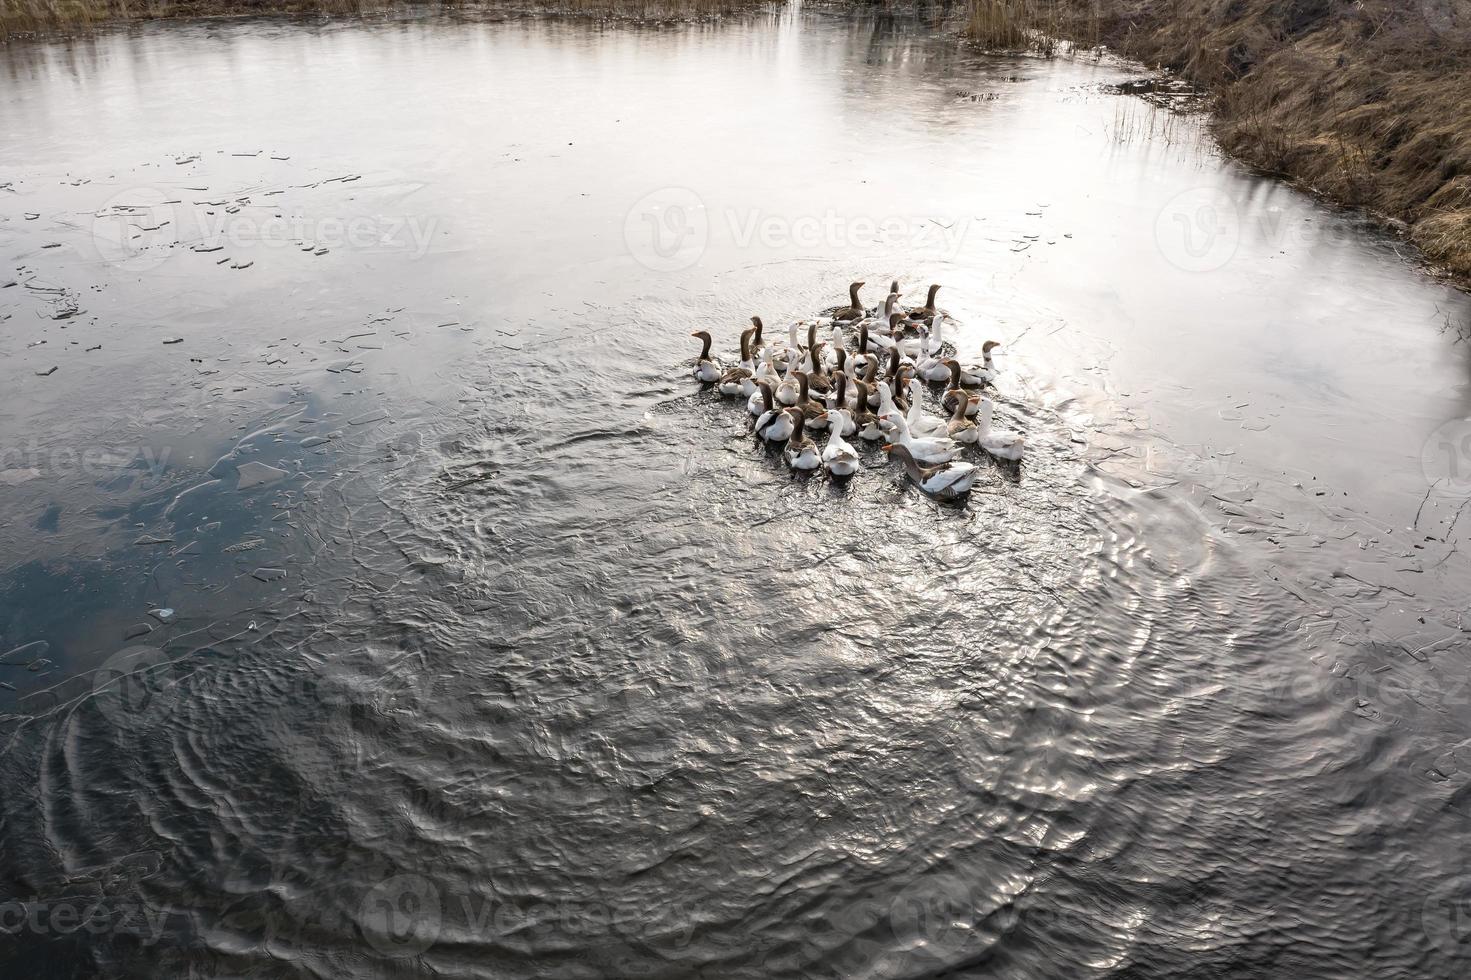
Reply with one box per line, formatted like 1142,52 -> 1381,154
963,0 -> 1471,290
0,0 -> 777,38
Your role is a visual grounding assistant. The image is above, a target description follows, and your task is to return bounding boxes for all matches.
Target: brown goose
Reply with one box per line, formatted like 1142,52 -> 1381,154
717,327 -> 755,397
852,380 -> 884,441
833,281 -> 866,321
791,371 -> 830,431
907,284 -> 941,320
945,355 -> 992,388
805,344 -> 833,396
782,409 -> 822,470
943,386 -> 981,419
831,346 -> 848,378
946,393 -> 980,444
862,358 -> 881,408
754,380 -> 795,441
691,330 -> 720,383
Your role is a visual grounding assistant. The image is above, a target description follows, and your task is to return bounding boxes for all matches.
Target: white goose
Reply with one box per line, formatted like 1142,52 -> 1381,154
884,444 -> 977,500
754,381 -> 796,442
745,350 -> 781,414
897,335 -> 922,360
976,395 -> 1024,461
916,350 -> 952,383
862,296 -> 901,353
924,312 -> 948,356
774,359 -> 801,407
874,380 -> 900,419
819,410 -> 861,477
903,379 -> 949,439
878,411 -> 960,465
771,321 -> 806,373
824,324 -> 847,370
914,315 -> 952,381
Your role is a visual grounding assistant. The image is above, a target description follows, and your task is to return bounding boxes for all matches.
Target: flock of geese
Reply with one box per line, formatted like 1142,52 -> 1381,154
691,281 -> 1023,500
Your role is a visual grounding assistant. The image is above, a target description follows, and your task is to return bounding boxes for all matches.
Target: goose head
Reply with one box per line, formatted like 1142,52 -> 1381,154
881,442 -> 924,477
690,330 -> 713,359
786,406 -> 806,441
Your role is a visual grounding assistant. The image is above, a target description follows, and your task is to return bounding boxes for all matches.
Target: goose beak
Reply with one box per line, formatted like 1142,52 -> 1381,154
881,445 -> 892,453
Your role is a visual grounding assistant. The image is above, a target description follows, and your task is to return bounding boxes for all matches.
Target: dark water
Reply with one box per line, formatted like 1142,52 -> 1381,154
3,9 -> 1471,978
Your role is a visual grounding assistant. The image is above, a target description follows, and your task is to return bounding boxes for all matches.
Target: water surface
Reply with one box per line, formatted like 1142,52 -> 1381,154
2,9 -> 1471,978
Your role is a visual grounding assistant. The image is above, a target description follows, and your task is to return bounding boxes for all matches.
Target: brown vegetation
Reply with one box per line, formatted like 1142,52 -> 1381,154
0,0 -> 766,39
967,0 -> 1471,283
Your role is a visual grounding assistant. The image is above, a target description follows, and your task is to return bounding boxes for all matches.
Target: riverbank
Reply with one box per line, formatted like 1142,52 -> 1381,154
968,0 -> 1471,284
0,0 -> 767,38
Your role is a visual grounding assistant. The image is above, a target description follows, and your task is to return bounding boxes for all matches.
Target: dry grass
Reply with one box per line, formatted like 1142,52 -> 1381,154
0,0 -> 384,37
0,0 -> 766,38
965,0 -> 1097,55
966,0 -> 1471,283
